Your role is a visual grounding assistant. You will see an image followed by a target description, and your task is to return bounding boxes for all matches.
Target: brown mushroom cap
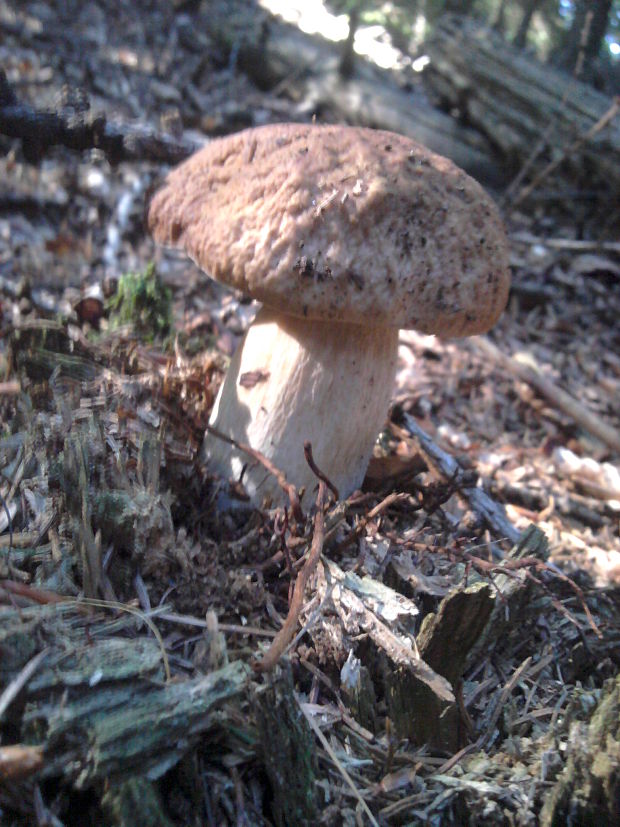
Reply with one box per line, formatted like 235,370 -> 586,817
148,123 -> 510,336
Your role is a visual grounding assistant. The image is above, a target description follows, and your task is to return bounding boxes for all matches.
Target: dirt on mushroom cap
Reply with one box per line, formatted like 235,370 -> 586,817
148,123 -> 510,336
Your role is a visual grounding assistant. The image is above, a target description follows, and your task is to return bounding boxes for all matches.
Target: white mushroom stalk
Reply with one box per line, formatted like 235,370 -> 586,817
204,307 -> 398,506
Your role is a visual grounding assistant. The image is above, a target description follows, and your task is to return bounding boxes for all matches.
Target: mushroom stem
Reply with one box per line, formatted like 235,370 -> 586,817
203,306 -> 398,507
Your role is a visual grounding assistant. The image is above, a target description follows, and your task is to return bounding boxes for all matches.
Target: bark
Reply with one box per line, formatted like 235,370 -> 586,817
254,668 -> 318,827
388,583 -> 494,750
0,603 -> 247,787
541,675 -> 620,827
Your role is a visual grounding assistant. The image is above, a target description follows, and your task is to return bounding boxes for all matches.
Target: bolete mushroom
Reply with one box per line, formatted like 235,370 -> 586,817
148,123 -> 510,506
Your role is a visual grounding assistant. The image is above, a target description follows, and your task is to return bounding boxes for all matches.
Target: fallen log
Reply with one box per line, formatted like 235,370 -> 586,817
422,15 -> 620,200
207,2 -> 501,185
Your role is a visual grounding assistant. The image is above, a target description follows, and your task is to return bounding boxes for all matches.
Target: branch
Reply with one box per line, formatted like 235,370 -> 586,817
396,411 -> 522,550
0,69 -> 199,165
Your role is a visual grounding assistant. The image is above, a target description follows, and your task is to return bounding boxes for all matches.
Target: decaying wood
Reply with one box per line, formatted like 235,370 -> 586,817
207,4 -> 500,183
254,667 -> 318,827
340,653 -> 377,733
388,583 -> 494,750
474,336 -> 620,455
397,412 -> 522,548
423,16 -> 620,197
314,558 -> 454,703
101,777 -> 175,827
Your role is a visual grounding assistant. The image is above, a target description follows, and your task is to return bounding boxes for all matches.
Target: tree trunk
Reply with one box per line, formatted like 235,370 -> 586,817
339,8 -> 359,79
444,0 -> 473,13
556,0 -> 613,80
513,0 -> 542,49
492,0 -> 509,34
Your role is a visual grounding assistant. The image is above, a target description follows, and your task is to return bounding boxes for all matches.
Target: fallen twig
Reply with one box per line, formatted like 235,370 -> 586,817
335,491 -> 410,554
0,744 -> 44,781
510,233 -> 620,254
298,696 -> 380,827
0,649 -> 49,723
454,545 -> 602,638
157,612 -> 277,637
0,580 -> 66,605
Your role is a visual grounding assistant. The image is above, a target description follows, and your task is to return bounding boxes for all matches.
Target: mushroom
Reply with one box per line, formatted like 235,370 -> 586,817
148,123 -> 510,506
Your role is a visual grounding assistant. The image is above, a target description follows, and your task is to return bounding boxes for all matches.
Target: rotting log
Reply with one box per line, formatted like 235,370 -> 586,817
422,15 -> 620,196
206,1 -> 501,185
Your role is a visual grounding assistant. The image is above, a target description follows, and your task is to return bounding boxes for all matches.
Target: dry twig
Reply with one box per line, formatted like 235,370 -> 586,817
205,424 -> 303,521
254,482 -> 326,672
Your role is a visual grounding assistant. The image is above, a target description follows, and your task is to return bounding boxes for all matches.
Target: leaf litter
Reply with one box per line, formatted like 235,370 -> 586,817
0,1 -> 619,824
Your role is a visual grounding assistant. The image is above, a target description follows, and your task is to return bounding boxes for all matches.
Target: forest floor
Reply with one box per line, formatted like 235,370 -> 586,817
1,1 -> 619,826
